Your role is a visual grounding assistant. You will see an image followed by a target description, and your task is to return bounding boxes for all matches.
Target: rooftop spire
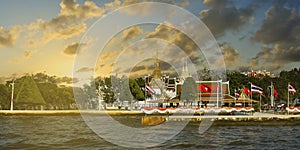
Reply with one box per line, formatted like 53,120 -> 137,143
181,58 -> 189,80
152,50 -> 162,79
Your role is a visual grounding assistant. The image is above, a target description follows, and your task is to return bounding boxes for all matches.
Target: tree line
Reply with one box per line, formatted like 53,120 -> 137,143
0,73 -> 146,110
0,68 -> 299,110
227,68 -> 300,105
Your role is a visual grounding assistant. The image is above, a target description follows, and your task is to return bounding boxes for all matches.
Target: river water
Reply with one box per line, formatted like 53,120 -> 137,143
1,115 -> 299,149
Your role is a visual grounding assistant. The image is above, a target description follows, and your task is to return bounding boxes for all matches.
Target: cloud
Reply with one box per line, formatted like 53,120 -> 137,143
0,73 -> 26,84
129,65 -> 147,73
119,0 -> 188,17
23,50 -> 33,58
146,23 -> 197,56
59,0 -> 104,19
104,0 -> 122,11
56,76 -> 79,84
250,4 -> 300,71
122,26 -> 143,40
253,4 -> 299,44
95,51 -> 121,76
144,23 -> 207,69
8,49 -> 36,64
76,67 -> 94,73
200,0 -> 254,37
126,59 -> 176,77
250,44 -> 300,71
98,51 -> 120,62
63,42 -> 80,55
175,0 -> 190,8
0,26 -> 22,47
219,43 -> 240,69
28,0 -> 104,43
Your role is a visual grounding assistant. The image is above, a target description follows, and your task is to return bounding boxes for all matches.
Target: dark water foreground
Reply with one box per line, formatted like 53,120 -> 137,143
0,115 -> 299,149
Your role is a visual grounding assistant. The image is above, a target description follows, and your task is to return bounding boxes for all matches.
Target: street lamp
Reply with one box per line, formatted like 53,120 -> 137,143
9,79 -> 15,111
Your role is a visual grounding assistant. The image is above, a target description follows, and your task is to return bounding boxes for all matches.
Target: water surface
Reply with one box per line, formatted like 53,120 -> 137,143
1,115 -> 299,149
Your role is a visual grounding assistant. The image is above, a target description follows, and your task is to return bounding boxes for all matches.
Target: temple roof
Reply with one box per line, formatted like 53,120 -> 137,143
152,58 -> 162,79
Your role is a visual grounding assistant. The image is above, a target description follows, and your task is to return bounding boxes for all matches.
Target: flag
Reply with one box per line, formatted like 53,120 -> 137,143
251,84 -> 264,95
274,88 -> 278,98
234,89 -> 240,97
145,84 -> 156,95
244,87 -> 251,95
288,84 -> 296,93
199,84 -> 211,93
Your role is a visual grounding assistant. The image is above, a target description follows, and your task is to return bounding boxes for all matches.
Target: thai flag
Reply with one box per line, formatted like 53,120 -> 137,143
145,84 -> 156,95
235,92 -> 240,97
251,84 -> 264,95
234,90 -> 240,97
288,84 -> 296,93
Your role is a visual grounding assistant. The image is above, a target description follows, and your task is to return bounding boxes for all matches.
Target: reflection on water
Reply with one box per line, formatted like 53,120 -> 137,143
141,116 -> 166,126
0,115 -> 299,149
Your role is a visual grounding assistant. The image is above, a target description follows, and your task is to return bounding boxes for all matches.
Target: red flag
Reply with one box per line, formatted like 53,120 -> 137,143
199,84 -> 211,93
274,88 -> 278,98
244,87 -> 251,95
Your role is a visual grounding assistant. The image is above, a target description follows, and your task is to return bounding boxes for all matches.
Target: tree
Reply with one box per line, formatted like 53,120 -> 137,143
37,82 -> 59,109
16,76 -> 45,109
180,77 -> 197,106
0,84 -> 9,109
119,77 -> 133,109
73,87 -> 88,109
199,67 -> 211,80
129,78 -> 144,100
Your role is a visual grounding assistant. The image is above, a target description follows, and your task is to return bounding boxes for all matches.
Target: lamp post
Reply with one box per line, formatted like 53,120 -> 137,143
9,79 -> 15,111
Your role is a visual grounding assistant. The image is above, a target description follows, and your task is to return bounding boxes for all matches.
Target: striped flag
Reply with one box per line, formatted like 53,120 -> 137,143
288,84 -> 296,93
145,84 -> 156,95
251,84 -> 264,95
234,89 -> 240,97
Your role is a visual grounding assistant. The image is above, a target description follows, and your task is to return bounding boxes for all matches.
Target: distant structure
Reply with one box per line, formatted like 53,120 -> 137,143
241,69 -> 275,78
180,58 -> 190,80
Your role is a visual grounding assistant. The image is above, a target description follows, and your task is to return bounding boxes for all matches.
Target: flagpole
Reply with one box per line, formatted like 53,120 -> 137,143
259,94 -> 262,112
144,84 -> 146,105
249,84 -> 252,108
270,82 -> 274,107
250,84 -> 252,107
287,83 -> 289,108
216,81 -> 219,108
10,79 -> 15,111
199,83 -> 202,107
287,83 -> 290,115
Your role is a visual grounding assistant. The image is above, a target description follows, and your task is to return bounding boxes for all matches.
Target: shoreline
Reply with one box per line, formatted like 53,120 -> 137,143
1,110 -> 300,121
0,110 -> 143,115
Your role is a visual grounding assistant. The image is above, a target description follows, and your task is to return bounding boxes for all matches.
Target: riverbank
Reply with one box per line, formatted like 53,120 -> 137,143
0,110 -> 142,115
1,110 -> 300,122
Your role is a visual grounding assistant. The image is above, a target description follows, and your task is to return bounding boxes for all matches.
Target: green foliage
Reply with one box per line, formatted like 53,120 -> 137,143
119,77 -> 133,102
0,84 -> 9,109
129,78 -> 145,100
180,77 -> 197,102
227,68 -> 300,104
16,76 -> 45,105
0,68 -> 299,110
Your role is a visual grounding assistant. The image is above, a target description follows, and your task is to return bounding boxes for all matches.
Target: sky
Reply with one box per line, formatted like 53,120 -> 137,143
0,0 -> 299,83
